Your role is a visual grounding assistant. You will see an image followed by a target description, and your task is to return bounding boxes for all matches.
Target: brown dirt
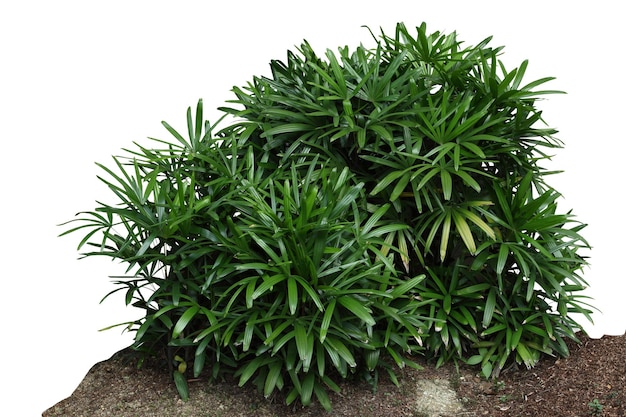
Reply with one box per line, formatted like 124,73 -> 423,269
43,332 -> 625,417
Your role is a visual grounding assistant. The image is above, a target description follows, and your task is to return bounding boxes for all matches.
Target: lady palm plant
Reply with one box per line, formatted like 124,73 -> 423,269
61,22 -> 593,408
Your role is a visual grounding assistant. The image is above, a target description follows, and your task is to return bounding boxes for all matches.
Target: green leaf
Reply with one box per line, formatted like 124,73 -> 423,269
462,208 -> 495,240
451,209 -> 476,254
173,370 -> 189,401
264,360 -> 283,398
295,322 -> 314,372
316,341 -> 326,377
252,274 -> 288,300
162,120 -> 189,148
453,283 -> 490,297
439,210 -> 452,261
248,231 -> 284,265
238,356 -> 266,387
515,342 -> 538,369
243,312 -> 257,352
363,349 -> 380,371
481,322 -> 506,336
390,172 -> 412,201
337,296 -> 376,326
295,274 -> 325,308
325,336 -> 356,368
466,355 -> 483,366
172,305 -> 199,339
454,169 -> 482,193
370,169 -> 409,196
314,382 -> 332,411
263,319 -> 294,347
360,203 -> 391,237
300,372 -> 316,406
271,330 -> 296,356
440,169 -> 452,200
319,298 -> 336,343
481,361 -> 493,378
287,276 -> 298,315
483,288 -> 497,328
496,244 -> 509,275
443,293 -> 452,315
261,123 -> 314,137
389,274 -> 426,298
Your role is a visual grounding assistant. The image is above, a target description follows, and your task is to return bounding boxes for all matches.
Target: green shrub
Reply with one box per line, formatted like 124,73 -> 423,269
60,22 -> 593,408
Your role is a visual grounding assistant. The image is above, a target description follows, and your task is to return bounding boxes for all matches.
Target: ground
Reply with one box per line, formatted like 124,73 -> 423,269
43,332 -> 625,417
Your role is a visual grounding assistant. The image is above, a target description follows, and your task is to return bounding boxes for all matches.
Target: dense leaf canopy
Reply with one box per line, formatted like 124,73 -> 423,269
61,22 -> 592,409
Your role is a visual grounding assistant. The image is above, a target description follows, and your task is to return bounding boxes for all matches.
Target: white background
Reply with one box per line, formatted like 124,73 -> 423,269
1,1 -> 623,415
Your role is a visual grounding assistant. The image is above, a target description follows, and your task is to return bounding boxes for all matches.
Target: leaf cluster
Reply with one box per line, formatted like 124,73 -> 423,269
60,22 -> 593,409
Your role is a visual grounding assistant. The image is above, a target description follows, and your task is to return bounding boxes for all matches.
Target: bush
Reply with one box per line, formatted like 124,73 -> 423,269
61,22 -> 593,408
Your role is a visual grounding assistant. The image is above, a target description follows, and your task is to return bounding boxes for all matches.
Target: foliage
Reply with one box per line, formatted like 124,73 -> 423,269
60,22 -> 593,408
588,399 -> 604,416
